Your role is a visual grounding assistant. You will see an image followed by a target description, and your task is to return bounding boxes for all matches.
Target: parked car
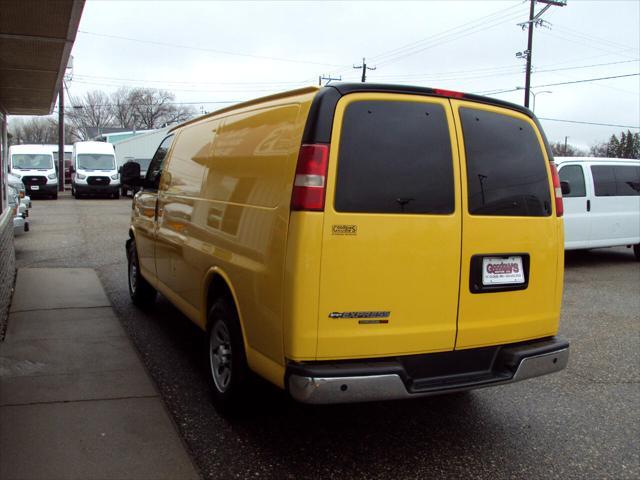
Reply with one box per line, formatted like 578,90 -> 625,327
556,156 -> 640,259
123,84 -> 569,409
8,172 -> 31,211
71,141 -> 120,199
8,185 -> 29,235
9,144 -> 58,199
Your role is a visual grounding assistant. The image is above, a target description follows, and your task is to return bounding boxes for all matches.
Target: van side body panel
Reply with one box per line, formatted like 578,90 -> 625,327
451,99 -> 562,349
154,91 -> 317,380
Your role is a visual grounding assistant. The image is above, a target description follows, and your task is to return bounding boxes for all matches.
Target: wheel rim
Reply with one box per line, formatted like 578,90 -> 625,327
129,254 -> 137,294
209,321 -> 232,393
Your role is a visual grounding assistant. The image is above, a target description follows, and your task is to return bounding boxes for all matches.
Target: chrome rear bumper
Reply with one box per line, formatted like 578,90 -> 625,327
288,337 -> 569,404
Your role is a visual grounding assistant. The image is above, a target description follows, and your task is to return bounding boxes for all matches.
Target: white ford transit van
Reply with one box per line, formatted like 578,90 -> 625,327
9,144 -> 59,199
556,156 -> 640,259
72,141 -> 120,199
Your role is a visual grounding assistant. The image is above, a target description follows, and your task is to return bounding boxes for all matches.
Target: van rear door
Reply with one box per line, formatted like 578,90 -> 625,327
316,93 -> 462,359
451,100 -> 562,349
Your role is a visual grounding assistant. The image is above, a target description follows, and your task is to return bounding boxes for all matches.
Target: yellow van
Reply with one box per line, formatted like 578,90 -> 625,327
122,84 -> 569,407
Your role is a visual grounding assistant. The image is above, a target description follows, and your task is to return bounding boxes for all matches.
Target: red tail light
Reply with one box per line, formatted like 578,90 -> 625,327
549,162 -> 564,217
434,88 -> 464,99
291,144 -> 330,211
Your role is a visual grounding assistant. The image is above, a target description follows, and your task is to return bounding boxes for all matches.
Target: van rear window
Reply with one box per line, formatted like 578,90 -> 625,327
460,108 -> 551,216
591,165 -> 640,196
334,100 -> 454,214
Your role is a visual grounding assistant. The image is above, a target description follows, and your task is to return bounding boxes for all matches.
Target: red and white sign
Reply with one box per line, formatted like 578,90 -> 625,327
482,256 -> 525,285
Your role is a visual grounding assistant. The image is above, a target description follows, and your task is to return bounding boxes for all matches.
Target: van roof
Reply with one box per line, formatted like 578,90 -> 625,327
170,83 -> 537,134
9,144 -> 55,155
73,141 -> 115,154
555,156 -> 640,164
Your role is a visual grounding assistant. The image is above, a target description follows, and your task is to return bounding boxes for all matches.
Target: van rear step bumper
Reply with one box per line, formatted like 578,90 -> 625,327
287,336 -> 569,404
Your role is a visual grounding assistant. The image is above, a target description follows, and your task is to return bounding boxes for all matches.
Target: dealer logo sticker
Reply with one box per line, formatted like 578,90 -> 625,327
332,224 -> 358,236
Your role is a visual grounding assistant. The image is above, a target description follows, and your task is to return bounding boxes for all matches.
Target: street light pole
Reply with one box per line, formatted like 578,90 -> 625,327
530,90 -> 552,113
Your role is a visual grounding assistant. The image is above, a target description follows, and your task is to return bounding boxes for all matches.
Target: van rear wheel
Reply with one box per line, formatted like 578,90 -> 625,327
634,244 -> 640,261
207,298 -> 250,411
127,239 -> 156,306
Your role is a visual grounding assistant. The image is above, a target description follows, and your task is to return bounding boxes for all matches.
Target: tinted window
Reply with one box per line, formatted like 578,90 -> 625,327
334,100 -> 454,214
613,165 -> 640,196
146,135 -> 173,189
460,108 -> 551,216
559,165 -> 586,197
591,165 -> 617,196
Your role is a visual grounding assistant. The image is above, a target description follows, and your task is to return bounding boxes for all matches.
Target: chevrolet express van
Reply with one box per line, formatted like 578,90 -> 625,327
123,84 -> 569,407
71,141 -> 120,198
556,157 -> 640,259
9,144 -> 59,199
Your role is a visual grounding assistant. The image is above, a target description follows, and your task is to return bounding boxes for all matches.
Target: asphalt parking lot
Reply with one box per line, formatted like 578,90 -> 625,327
13,195 -> 640,479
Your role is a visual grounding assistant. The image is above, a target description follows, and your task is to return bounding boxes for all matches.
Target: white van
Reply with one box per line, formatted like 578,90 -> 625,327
8,144 -> 59,199
556,157 -> 640,259
71,141 -> 120,199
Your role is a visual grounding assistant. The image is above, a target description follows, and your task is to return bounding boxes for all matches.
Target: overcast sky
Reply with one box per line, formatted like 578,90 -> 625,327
62,1 -> 640,149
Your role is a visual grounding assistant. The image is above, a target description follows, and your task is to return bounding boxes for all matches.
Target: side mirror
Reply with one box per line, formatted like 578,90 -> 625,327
121,162 -> 142,186
560,181 -> 571,195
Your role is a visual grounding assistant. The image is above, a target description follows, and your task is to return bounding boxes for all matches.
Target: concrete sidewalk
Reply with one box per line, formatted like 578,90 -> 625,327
0,268 -> 199,480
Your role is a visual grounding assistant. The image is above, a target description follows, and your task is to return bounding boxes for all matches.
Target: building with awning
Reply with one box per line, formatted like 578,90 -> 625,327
0,0 -> 85,328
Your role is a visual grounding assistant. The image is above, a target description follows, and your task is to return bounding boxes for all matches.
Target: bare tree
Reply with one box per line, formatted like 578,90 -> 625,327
8,117 -> 79,145
162,103 -> 197,126
550,141 -> 586,157
67,90 -> 115,139
111,87 -> 138,129
130,88 -> 174,130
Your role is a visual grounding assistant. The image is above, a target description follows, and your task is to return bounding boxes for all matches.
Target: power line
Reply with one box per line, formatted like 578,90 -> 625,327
370,58 -> 639,82
369,3 -> 525,64
77,30 -> 350,68
551,24 -> 640,55
376,9 -> 526,67
538,117 -> 640,129
476,72 -> 640,95
71,73 -> 308,87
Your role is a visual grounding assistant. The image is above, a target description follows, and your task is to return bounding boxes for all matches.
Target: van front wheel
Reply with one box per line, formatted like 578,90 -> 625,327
127,239 -> 156,306
208,298 -> 250,410
634,244 -> 640,261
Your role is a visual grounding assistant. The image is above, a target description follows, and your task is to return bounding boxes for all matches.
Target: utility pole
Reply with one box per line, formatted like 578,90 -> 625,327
517,0 -> 567,108
318,74 -> 342,86
58,57 -> 73,192
564,136 -> 569,155
57,85 -> 64,192
353,57 -> 376,83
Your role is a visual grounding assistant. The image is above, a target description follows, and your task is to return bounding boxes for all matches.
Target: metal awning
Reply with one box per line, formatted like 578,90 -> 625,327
0,0 -> 84,115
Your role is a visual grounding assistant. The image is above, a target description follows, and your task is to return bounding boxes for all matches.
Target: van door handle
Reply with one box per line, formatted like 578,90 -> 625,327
586,200 -> 591,212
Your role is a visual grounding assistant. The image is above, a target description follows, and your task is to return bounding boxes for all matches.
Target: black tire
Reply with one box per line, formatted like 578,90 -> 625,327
634,244 -> 640,261
113,191 -> 120,200
127,239 -> 157,306
207,298 -> 251,412
52,192 -> 58,200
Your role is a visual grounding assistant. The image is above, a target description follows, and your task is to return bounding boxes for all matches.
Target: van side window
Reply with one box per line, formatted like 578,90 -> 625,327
460,108 -> 551,217
334,100 -> 454,214
591,165 -> 639,196
146,135 -> 174,189
613,165 -> 640,196
559,165 -> 586,197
